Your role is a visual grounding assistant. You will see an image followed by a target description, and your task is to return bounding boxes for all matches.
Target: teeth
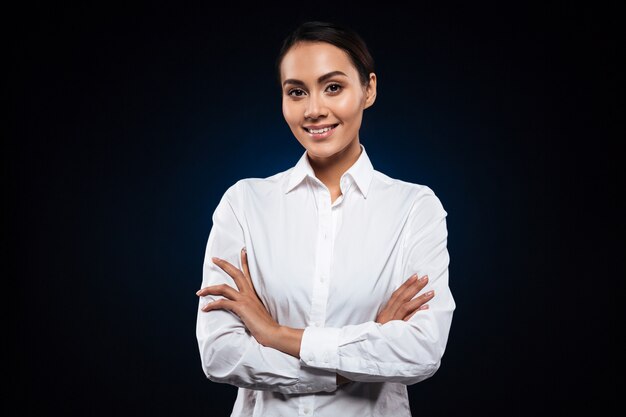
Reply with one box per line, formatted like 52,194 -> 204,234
308,126 -> 334,134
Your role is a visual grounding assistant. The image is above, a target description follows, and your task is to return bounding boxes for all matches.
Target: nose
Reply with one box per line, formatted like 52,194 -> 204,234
304,93 -> 328,119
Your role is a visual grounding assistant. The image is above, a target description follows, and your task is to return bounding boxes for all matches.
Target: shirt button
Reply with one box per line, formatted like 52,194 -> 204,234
303,408 -> 311,415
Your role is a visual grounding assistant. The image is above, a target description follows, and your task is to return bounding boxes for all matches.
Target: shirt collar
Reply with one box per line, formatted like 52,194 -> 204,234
283,144 -> 374,199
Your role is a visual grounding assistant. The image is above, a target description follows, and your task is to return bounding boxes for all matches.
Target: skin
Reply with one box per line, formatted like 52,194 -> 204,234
281,41 -> 377,202
197,41 -> 435,385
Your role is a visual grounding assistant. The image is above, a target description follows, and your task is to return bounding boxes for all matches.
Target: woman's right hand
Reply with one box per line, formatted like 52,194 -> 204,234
375,274 -> 434,324
336,274 -> 434,386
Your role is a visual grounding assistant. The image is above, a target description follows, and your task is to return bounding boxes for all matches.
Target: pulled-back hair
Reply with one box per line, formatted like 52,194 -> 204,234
276,21 -> 375,87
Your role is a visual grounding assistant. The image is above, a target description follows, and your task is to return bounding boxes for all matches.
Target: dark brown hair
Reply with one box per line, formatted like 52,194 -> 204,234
275,21 -> 375,87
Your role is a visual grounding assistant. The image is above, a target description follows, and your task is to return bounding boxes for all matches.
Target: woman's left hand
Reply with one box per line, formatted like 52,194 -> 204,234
197,247 -> 279,347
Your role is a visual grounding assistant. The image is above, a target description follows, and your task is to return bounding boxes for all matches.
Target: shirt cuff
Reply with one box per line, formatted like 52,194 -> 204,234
299,326 -> 341,370
289,365 -> 337,394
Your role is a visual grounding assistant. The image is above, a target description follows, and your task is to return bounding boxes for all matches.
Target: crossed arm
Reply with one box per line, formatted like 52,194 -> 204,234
196,184 -> 453,392
197,247 -> 435,385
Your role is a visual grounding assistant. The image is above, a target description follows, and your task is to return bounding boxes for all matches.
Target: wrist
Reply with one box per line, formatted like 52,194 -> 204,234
256,323 -> 282,348
272,325 -> 304,359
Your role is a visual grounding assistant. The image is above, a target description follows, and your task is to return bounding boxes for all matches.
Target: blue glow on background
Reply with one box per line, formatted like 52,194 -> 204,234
10,3 -> 620,416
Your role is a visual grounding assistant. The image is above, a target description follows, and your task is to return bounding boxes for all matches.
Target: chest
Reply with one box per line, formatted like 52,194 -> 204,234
243,194 -> 408,325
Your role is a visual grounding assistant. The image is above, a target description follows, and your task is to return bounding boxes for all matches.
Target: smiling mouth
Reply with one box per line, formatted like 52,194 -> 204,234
303,124 -> 339,134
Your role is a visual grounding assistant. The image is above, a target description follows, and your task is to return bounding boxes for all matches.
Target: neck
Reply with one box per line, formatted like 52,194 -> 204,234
307,140 -> 362,191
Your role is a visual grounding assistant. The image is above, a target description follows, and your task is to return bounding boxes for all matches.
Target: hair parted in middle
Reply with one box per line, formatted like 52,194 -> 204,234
275,21 -> 375,87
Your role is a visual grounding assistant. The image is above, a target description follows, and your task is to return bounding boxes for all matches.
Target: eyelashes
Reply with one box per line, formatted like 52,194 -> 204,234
286,83 -> 343,97
287,88 -> 306,97
326,83 -> 342,93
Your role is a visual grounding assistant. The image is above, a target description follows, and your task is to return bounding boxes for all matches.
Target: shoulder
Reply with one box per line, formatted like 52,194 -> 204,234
220,168 -> 293,205
371,170 -> 447,217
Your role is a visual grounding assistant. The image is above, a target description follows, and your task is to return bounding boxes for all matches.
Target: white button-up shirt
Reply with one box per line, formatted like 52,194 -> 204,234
196,144 -> 455,417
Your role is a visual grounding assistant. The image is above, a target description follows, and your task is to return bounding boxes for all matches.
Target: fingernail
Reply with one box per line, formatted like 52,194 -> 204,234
212,257 -> 220,263
242,247 -> 247,253
196,290 -> 202,296
426,290 -> 434,296
419,304 -> 430,310
419,275 -> 429,282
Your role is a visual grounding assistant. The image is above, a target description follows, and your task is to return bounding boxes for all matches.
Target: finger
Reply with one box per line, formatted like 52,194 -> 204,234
201,298 -> 236,312
397,277 -> 420,302
241,246 -> 250,279
240,247 -> 253,287
385,275 -> 420,319
398,275 -> 428,303
196,283 -> 240,300
404,304 -> 429,321
389,274 -> 418,302
401,290 -> 435,316
240,247 -> 263,300
212,257 -> 246,291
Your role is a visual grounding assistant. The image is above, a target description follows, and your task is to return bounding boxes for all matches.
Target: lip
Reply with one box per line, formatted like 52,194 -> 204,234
302,123 -> 339,140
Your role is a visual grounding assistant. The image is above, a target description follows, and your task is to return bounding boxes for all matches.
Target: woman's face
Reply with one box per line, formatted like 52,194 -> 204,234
280,41 -> 376,161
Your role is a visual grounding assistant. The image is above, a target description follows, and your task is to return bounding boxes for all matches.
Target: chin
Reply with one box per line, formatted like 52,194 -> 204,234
307,144 -> 348,158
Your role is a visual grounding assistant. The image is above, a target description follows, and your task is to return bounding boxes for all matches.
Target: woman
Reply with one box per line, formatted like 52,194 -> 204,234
196,21 -> 455,416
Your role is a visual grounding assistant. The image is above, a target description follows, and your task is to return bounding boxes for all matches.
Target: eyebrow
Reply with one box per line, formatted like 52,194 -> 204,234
282,71 -> 348,87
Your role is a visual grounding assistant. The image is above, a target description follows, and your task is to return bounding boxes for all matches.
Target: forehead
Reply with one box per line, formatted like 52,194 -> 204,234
280,41 -> 358,82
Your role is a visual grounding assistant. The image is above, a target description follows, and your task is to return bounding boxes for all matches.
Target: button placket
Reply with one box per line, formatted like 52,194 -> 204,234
299,396 -> 315,416
300,188 -> 334,416
309,189 -> 333,330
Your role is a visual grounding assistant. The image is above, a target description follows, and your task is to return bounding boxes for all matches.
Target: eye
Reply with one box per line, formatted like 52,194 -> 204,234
326,83 -> 342,94
287,88 -> 306,97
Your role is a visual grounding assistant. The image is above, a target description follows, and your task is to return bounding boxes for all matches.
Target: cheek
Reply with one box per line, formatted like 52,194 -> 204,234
282,99 -> 300,126
330,94 -> 363,141
333,93 -> 363,123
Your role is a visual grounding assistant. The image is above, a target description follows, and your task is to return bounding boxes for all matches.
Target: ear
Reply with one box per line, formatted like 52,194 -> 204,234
363,73 -> 377,109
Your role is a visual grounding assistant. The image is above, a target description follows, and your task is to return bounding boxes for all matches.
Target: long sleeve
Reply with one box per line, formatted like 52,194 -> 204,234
299,187 -> 455,385
196,182 -> 337,394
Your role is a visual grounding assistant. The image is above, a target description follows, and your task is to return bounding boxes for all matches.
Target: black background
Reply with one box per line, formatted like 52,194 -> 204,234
10,2 -> 622,416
